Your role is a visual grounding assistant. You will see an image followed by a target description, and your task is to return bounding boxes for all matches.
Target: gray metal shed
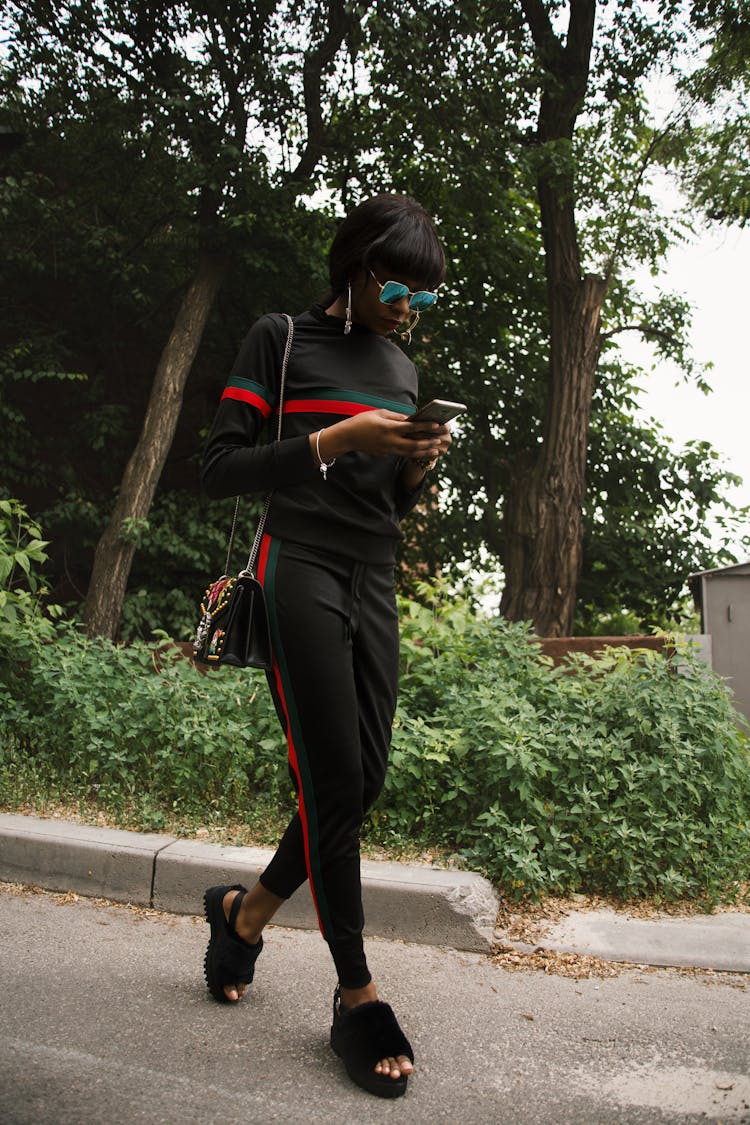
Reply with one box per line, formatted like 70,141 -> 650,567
690,561 -> 750,726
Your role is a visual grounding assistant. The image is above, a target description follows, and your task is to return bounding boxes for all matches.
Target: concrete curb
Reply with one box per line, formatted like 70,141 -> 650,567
0,813 -> 175,905
538,908 -> 750,974
0,813 -> 497,953
5,813 -> 748,972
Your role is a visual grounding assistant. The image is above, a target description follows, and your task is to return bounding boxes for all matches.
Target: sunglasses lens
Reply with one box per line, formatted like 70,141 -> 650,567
409,291 -> 437,311
379,281 -> 409,305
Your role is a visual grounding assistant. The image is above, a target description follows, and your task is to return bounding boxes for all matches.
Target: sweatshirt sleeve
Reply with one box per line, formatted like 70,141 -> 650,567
201,314 -> 318,499
394,462 -> 427,519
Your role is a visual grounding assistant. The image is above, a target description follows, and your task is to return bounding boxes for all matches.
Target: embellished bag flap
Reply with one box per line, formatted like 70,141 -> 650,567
194,575 -> 238,664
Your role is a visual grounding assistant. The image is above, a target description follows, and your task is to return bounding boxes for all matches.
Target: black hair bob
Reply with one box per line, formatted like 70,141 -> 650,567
328,193 -> 445,297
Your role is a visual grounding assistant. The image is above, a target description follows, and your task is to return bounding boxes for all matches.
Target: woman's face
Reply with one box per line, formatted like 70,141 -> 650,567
350,264 -> 428,337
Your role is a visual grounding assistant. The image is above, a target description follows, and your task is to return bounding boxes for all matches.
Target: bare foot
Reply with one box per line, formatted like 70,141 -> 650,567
339,983 -> 414,1081
218,882 -> 285,1002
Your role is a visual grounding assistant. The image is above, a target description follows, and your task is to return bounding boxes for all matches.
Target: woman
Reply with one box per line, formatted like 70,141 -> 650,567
200,193 -> 451,1099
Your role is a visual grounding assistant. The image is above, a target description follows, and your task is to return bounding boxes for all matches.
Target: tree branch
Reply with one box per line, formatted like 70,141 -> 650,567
565,0 -> 596,78
602,112 -> 686,281
207,19 -> 250,151
519,0 -> 563,69
600,322 -> 680,345
285,0 -> 351,188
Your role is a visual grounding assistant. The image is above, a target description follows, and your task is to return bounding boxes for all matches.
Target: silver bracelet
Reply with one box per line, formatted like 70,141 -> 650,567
315,429 -> 336,481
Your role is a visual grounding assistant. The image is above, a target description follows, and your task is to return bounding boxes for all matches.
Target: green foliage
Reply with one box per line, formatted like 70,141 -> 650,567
344,0 -> 749,624
577,349 -> 749,632
2,0 -> 749,638
0,498 -> 62,655
0,623 -> 287,817
1,582 -> 747,903
384,582 -> 750,901
0,1 -> 336,632
676,1 -> 750,225
0,79 -> 328,637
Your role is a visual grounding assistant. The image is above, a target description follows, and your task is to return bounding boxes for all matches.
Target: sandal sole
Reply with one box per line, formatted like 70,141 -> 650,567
203,887 -> 233,1004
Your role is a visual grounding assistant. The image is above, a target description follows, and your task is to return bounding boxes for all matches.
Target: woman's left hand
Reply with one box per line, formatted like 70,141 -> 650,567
405,420 -> 452,459
400,420 -> 452,487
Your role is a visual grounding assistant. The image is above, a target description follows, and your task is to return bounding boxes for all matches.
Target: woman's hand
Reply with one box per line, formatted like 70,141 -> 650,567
313,409 -> 452,466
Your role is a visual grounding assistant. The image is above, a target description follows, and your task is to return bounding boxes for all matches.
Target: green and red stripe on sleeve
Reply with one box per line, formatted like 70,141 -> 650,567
221,376 -> 275,418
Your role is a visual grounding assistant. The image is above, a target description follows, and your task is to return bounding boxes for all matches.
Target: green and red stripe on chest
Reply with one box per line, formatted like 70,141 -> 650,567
221,378 -> 416,419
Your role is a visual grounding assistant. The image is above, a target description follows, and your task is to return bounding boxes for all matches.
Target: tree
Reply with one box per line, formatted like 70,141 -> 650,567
0,74 -> 338,636
3,0 -> 747,641
5,0 -> 363,638
349,0 -> 746,634
489,0 -> 604,634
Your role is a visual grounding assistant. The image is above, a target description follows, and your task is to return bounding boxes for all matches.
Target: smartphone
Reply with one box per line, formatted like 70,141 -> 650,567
409,399 -> 467,424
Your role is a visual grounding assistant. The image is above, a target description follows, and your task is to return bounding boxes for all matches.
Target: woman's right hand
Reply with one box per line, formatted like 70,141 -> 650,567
312,409 -> 448,465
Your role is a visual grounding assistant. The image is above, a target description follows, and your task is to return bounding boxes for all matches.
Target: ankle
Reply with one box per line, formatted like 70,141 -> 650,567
339,982 -> 378,1009
224,882 -> 285,946
238,918 -> 264,946
222,890 -> 263,945
235,906 -> 264,947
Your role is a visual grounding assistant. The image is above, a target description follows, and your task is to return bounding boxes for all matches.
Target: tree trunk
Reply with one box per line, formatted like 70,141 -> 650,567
83,252 -> 227,639
500,271 -> 607,635
500,0 -> 605,636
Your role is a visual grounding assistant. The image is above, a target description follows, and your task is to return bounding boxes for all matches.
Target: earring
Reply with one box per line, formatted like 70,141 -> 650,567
344,281 -> 352,335
395,311 -> 420,346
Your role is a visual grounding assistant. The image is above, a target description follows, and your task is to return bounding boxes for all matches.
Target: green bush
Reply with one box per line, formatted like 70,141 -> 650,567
0,627 -> 287,822
387,583 -> 750,901
1,562 -> 748,902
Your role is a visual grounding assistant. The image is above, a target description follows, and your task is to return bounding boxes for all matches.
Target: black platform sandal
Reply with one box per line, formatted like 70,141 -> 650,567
330,985 -> 414,1099
203,883 -> 263,1004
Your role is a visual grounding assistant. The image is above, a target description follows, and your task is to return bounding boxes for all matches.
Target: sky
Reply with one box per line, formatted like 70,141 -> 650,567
619,52 -> 749,562
623,220 -> 750,558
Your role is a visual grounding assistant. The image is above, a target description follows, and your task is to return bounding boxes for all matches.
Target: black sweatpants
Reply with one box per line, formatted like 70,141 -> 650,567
256,535 -> 400,989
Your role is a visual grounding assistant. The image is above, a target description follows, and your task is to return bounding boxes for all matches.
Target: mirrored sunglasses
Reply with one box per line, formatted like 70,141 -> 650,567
369,269 -> 439,312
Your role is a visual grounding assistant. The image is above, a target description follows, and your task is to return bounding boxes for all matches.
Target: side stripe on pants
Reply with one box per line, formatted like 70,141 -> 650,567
257,534 -> 333,939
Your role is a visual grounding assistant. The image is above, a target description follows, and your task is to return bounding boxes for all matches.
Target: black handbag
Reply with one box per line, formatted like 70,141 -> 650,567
193,314 -> 293,669
193,572 -> 272,668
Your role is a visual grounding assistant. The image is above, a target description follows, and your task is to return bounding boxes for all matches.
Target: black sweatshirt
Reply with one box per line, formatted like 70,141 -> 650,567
202,305 -> 425,563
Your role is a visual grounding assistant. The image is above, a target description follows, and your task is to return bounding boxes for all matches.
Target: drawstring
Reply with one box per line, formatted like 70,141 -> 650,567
343,562 -> 365,641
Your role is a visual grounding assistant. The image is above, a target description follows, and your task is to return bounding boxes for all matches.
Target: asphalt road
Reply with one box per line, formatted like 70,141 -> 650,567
1,884 -> 749,1125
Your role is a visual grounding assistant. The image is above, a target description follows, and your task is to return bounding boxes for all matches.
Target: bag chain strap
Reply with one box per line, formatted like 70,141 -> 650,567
224,313 -> 294,579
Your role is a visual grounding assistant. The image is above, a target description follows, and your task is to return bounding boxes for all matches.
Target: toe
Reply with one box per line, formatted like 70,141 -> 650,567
223,982 -> 246,1002
374,1054 -> 413,1079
